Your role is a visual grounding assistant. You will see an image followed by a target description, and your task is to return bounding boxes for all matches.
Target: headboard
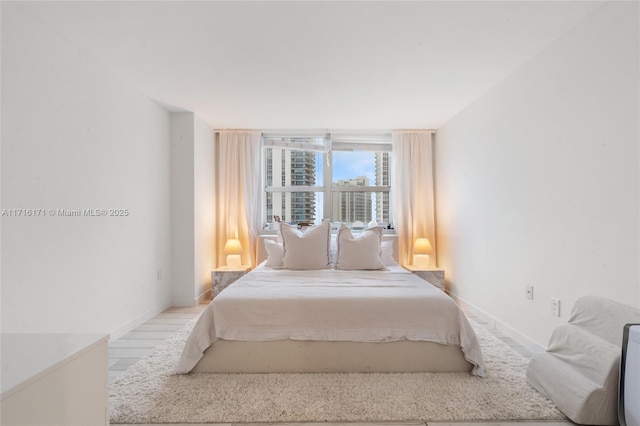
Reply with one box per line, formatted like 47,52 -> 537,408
256,234 -> 399,265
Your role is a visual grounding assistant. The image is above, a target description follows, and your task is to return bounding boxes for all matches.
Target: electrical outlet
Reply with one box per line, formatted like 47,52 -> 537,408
551,298 -> 561,316
526,285 -> 534,300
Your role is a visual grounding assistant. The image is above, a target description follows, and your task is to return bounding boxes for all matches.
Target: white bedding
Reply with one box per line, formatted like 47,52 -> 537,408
176,264 -> 485,376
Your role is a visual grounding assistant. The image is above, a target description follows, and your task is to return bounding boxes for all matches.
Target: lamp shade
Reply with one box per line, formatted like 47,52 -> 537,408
413,238 -> 433,255
223,238 -> 243,255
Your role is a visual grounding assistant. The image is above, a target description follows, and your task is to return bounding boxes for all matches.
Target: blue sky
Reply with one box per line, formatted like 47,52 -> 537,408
314,151 -> 376,184
332,151 -> 376,183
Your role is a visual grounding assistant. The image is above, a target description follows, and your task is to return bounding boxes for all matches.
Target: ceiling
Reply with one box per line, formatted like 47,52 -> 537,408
18,1 -> 605,130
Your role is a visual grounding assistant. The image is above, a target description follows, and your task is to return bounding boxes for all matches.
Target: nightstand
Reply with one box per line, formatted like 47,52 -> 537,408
404,265 -> 445,291
211,266 -> 250,298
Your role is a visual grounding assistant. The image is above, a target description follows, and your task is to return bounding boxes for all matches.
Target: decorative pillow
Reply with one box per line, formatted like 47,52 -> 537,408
336,224 -> 385,270
329,235 -> 338,265
381,240 -> 398,266
264,239 -> 284,268
281,220 -> 331,270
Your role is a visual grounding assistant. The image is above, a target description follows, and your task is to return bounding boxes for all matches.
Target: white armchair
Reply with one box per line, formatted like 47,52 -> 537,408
526,296 -> 640,425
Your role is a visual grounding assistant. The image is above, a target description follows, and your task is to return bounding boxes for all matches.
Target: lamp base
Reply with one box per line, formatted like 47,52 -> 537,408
413,254 -> 430,268
226,254 -> 241,268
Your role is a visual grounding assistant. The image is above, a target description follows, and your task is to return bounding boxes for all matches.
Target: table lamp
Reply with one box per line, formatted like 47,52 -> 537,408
224,238 -> 243,268
413,238 -> 433,267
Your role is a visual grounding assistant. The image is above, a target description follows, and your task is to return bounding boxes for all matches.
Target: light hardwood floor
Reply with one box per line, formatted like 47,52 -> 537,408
109,304 -> 207,380
115,423 -> 573,426
109,303 -> 572,426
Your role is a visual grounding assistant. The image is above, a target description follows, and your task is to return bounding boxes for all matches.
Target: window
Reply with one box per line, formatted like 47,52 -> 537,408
262,133 -> 392,230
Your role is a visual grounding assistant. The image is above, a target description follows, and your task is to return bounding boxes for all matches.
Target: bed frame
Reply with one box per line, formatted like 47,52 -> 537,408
192,339 -> 472,373
191,234 -> 473,374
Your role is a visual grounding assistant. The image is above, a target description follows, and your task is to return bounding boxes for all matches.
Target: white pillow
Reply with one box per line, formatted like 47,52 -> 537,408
381,240 -> 398,266
336,224 -> 385,270
264,239 -> 284,268
281,220 -> 331,270
329,235 -> 337,265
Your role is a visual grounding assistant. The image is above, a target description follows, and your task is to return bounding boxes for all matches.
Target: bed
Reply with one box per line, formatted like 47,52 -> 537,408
176,223 -> 485,376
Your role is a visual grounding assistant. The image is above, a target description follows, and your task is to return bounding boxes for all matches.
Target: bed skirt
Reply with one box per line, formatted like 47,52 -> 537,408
191,339 -> 472,373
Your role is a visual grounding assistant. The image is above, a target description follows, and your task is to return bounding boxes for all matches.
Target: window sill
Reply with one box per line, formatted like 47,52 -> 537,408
259,228 -> 396,236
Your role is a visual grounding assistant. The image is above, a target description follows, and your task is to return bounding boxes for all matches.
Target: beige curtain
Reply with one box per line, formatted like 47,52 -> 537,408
215,131 -> 262,267
392,131 -> 437,267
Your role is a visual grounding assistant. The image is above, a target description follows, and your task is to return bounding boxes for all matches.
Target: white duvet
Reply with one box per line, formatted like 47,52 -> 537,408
176,265 -> 485,376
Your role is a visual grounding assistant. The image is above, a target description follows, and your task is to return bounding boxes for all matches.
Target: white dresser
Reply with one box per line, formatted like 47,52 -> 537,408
1,333 -> 109,425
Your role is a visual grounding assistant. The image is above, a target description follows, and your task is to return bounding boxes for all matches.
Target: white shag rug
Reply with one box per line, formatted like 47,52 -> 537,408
109,319 -> 564,424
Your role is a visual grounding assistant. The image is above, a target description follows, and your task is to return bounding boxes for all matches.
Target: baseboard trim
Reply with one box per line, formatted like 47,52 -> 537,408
172,288 -> 210,308
109,300 -> 172,342
449,292 -> 546,353
196,288 -> 211,305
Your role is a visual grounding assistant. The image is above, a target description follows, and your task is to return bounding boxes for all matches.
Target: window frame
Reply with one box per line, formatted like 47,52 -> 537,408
262,133 -> 392,229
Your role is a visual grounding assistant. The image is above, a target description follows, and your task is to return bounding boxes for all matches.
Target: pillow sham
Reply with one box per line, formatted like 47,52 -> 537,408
329,236 -> 338,265
328,234 -> 396,266
335,224 -> 385,270
281,220 -> 331,270
264,239 -> 284,268
381,240 -> 398,266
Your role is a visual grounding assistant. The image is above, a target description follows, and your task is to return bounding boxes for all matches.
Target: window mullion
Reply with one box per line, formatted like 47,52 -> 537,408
265,186 -> 323,192
330,186 -> 390,192
323,150 -> 332,220
331,142 -> 392,152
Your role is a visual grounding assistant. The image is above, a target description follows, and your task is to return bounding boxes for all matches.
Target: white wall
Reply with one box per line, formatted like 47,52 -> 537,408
1,2 -> 172,337
435,1 -> 639,349
0,0 -> 4,335
193,118 -> 215,301
170,113 -> 215,306
170,113 -> 196,305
